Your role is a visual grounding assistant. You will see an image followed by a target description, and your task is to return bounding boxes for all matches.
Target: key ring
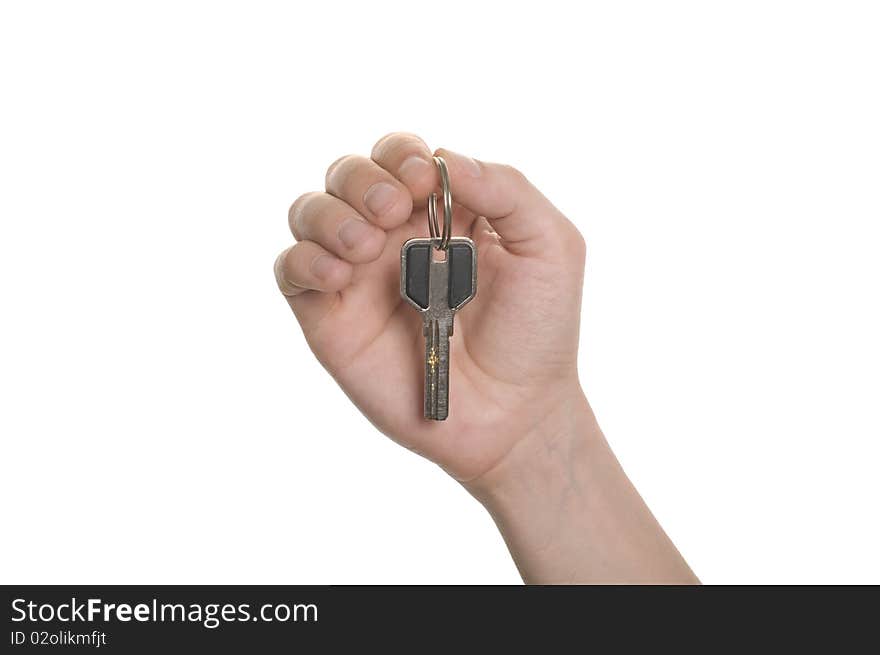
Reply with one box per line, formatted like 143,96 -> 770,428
427,156 -> 452,251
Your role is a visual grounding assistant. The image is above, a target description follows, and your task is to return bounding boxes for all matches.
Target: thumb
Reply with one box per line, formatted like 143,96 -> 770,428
434,147 -> 573,256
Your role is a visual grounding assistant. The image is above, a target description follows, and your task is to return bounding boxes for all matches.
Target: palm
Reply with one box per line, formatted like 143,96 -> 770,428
300,204 -> 583,481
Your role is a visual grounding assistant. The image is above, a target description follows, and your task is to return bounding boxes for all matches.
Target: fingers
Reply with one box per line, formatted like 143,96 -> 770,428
371,132 -> 437,202
368,134 -> 579,256
434,147 -> 578,256
289,192 -> 386,263
274,241 -> 352,297
279,134 -> 581,298
325,155 -> 412,230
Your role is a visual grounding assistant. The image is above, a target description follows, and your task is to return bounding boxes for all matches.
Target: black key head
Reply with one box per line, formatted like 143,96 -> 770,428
446,238 -> 477,310
400,237 -> 477,311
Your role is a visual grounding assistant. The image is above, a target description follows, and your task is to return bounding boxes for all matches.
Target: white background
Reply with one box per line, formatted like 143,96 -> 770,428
1,1 -> 878,584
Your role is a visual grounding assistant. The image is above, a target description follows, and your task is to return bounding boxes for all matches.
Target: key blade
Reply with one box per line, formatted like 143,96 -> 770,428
424,251 -> 453,421
423,254 -> 455,420
424,316 -> 451,420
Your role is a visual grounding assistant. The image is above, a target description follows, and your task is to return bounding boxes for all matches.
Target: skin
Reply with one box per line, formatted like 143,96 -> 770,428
275,133 -> 698,584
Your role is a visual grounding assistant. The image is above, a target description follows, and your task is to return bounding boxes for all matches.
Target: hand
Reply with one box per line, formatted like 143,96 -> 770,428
275,133 -> 587,484
276,133 -> 697,583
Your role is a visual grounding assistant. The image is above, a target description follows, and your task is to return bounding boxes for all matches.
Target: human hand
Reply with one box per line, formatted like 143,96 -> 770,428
276,133 -> 697,583
275,132 -> 587,485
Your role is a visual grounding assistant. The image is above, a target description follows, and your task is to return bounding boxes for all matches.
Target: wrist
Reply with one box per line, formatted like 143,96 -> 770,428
464,385 -> 698,584
463,385 -> 602,510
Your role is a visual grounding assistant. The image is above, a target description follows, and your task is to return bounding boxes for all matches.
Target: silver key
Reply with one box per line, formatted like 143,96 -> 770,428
400,237 -> 477,420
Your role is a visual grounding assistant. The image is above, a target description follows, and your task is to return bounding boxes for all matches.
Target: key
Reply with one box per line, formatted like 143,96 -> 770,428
400,237 -> 477,420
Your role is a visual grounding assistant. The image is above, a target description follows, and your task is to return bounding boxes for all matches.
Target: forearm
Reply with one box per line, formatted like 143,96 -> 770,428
466,389 -> 699,584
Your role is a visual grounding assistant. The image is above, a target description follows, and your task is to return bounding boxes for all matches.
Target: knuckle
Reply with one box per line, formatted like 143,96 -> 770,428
575,233 -> 587,261
500,163 -> 529,185
372,131 -> 428,161
288,192 -> 320,239
273,248 -> 286,280
547,220 -> 586,262
274,247 -> 301,296
324,154 -> 360,186
372,132 -> 401,155
566,224 -> 587,262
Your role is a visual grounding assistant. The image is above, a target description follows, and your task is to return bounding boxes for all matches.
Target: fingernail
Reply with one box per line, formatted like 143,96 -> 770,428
363,182 -> 397,216
337,217 -> 370,249
445,149 -> 481,177
310,254 -> 337,280
398,156 -> 433,187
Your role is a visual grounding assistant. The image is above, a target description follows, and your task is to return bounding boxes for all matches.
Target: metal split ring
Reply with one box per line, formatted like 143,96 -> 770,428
427,156 -> 452,251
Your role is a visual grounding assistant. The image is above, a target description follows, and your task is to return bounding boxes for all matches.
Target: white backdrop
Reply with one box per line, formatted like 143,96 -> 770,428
1,1 -> 878,584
